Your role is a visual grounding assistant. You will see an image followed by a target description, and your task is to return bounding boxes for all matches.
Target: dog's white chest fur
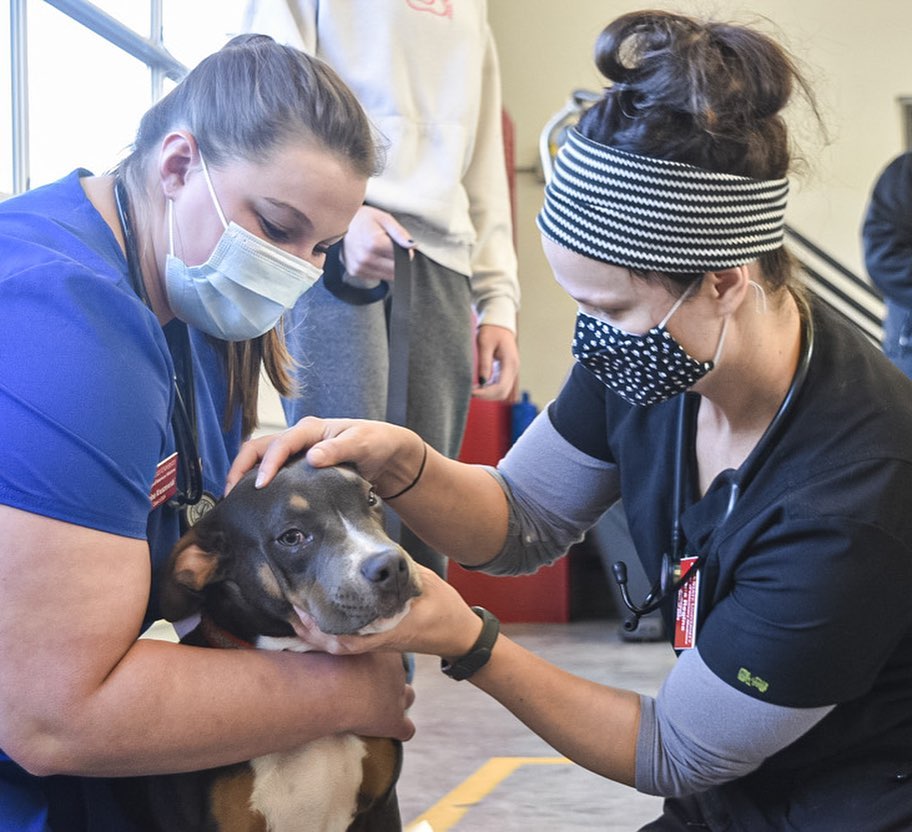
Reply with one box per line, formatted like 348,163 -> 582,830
249,734 -> 367,832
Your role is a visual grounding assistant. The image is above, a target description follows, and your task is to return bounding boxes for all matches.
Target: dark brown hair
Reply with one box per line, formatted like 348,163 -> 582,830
118,34 -> 380,436
579,11 -> 818,295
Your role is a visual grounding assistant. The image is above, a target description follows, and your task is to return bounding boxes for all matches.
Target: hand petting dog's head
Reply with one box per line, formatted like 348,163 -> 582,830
159,459 -> 422,644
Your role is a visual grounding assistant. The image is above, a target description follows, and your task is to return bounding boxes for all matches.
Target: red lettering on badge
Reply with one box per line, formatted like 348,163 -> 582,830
673,556 -> 701,651
150,452 -> 179,509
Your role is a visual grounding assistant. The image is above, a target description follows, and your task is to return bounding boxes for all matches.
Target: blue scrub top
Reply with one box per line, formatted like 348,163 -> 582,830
0,171 -> 243,829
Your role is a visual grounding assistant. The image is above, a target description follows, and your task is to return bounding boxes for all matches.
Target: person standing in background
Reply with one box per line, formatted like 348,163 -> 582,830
243,0 -> 521,576
862,150 -> 912,376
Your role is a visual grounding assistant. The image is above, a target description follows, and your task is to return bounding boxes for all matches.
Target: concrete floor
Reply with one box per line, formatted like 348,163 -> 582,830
398,620 -> 677,832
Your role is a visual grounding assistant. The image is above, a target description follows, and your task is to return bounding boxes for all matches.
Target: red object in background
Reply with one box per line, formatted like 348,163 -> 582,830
449,398 -> 570,623
443,110 -> 569,622
456,398 -> 512,467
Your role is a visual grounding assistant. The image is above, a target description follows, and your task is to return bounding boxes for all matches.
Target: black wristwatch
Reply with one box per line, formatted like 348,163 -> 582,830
441,606 -> 500,681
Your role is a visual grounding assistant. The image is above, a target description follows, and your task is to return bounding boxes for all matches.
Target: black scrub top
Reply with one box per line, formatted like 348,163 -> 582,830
551,298 -> 912,820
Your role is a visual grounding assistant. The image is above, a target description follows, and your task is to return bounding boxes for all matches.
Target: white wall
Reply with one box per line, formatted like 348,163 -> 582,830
487,0 -> 912,406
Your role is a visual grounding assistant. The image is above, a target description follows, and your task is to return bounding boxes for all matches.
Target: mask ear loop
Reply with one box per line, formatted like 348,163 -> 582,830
749,280 -> 768,314
167,151 -> 229,261
198,151 -> 229,230
656,279 -> 728,368
711,317 -> 729,367
168,199 -> 176,257
705,280 -> 761,371
657,280 -> 698,329
710,276 -> 762,367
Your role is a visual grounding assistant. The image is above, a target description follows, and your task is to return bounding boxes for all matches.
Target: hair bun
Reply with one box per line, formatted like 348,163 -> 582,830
596,12 -> 792,123
581,10 -> 814,178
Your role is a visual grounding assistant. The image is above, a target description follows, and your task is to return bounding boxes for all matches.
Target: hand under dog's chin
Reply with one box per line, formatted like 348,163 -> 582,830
355,601 -> 414,635
291,599 -> 414,640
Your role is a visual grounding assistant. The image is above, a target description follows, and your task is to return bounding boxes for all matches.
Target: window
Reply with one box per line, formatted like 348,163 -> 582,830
3,0 -> 248,195
1,6 -> 13,195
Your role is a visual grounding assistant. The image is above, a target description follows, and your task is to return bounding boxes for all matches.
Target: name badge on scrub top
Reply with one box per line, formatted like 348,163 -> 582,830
150,452 -> 179,509
673,556 -> 701,651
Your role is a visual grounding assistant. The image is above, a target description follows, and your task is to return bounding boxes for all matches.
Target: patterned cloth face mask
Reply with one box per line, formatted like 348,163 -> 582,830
165,152 -> 322,341
572,285 -> 728,406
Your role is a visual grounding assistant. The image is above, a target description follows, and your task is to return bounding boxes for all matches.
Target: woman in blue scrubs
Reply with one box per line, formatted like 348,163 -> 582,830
0,34 -> 413,830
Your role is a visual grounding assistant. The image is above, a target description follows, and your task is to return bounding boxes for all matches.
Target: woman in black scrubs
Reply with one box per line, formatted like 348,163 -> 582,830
233,11 -> 912,830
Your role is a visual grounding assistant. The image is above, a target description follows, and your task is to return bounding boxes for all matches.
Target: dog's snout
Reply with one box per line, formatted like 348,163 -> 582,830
360,550 -> 409,590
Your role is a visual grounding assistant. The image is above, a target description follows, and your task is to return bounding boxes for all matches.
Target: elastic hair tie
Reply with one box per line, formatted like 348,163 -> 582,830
380,441 -> 429,500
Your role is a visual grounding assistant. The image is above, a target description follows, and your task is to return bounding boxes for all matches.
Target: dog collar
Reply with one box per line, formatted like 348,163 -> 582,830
198,614 -> 255,650
441,606 -> 500,681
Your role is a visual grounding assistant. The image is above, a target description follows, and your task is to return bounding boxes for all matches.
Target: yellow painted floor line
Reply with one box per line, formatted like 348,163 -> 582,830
405,756 -> 572,832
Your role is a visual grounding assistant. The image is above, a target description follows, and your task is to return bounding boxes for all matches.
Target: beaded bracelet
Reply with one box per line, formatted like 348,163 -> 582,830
379,441 -> 429,500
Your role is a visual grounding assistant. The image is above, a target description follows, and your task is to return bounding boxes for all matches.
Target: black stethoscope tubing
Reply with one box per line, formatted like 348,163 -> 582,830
613,300 -> 815,630
113,178 -> 203,508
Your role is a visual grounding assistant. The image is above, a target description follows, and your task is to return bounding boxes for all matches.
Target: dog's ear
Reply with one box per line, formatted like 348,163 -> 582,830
158,529 -> 224,621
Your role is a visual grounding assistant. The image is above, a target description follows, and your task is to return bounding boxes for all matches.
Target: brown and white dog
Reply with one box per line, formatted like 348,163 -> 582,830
117,459 -> 422,832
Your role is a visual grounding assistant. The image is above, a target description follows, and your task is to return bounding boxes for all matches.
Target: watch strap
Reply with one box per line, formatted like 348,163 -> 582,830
441,606 -> 500,681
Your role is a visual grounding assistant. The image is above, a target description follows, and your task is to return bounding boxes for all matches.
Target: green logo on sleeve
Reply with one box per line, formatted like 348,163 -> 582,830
737,667 -> 769,694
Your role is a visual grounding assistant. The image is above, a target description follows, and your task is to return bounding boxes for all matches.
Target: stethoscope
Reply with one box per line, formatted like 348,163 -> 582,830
113,178 -> 204,510
612,299 -> 815,632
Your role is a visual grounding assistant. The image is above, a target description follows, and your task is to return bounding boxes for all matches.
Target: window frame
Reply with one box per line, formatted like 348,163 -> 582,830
8,0 -> 187,194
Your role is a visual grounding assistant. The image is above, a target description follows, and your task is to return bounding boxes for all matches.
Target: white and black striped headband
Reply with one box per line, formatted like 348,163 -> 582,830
537,128 -> 789,273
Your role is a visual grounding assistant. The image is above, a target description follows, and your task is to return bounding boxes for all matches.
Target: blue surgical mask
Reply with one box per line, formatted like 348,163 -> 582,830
572,286 -> 728,406
165,153 -> 322,341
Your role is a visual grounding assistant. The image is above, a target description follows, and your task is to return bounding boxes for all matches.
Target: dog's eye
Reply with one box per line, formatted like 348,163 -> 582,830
277,529 -> 312,547
367,488 -> 378,507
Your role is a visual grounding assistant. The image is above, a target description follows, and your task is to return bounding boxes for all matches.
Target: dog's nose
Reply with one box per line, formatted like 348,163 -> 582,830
360,550 -> 409,591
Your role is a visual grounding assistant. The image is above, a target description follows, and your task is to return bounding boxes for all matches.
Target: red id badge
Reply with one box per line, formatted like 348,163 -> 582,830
673,556 -> 701,651
150,452 -> 179,509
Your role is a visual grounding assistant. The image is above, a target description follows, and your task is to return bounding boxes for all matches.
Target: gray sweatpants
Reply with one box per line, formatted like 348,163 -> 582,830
282,250 -> 474,577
